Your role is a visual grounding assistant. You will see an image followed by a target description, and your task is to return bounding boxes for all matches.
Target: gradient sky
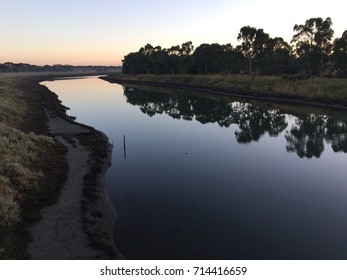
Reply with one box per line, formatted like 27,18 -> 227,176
1,0 -> 346,66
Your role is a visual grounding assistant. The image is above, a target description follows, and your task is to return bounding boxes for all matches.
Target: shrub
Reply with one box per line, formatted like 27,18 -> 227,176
0,197 -> 21,228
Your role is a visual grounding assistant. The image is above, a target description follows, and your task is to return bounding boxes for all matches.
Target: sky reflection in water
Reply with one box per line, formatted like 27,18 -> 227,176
43,77 -> 347,259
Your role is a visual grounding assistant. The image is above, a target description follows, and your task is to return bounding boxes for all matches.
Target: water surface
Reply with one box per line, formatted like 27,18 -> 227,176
43,76 -> 347,259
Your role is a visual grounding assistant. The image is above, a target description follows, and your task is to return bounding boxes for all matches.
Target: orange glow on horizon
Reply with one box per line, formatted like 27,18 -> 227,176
1,51 -> 123,66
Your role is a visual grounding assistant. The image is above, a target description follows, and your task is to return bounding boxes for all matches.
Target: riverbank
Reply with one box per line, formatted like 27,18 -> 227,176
101,74 -> 347,109
0,73 -> 120,259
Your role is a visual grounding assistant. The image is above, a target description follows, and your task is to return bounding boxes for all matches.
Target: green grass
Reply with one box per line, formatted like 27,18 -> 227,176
0,75 -> 68,259
104,74 -> 347,105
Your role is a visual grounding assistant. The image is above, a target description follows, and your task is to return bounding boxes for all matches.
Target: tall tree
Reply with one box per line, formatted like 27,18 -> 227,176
291,17 -> 334,76
333,30 -> 347,73
122,52 -> 147,74
193,43 -> 225,73
180,41 -> 194,55
220,44 -> 247,74
237,26 -> 270,73
178,41 -> 194,74
263,37 -> 294,75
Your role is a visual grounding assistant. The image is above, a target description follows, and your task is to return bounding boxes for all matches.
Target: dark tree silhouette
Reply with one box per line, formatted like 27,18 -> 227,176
333,30 -> 347,74
237,26 -> 270,74
291,17 -> 334,76
120,16 -> 347,78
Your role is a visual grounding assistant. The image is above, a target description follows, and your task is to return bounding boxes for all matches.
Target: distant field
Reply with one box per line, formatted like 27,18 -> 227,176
104,74 -> 347,107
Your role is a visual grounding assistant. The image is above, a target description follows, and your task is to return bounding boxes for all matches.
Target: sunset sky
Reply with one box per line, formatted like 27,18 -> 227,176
1,0 -> 346,66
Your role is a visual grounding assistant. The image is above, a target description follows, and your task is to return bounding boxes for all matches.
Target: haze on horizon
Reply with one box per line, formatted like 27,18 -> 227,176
1,0 -> 345,66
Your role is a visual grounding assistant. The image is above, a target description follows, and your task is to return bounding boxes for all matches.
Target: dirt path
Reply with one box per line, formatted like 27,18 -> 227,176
27,110 -> 119,259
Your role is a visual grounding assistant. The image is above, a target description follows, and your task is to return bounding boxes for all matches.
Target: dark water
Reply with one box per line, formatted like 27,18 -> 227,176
43,77 -> 347,260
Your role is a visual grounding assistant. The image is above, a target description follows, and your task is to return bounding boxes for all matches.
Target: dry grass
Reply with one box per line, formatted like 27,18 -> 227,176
0,77 -> 32,229
0,79 -> 26,126
0,75 -> 67,259
105,74 -> 347,105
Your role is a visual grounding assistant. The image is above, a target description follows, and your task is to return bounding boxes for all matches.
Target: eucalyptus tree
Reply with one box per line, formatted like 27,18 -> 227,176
192,44 -> 215,73
164,42 -> 195,74
122,52 -> 147,74
180,41 -> 194,55
291,17 -> 334,76
237,26 -> 270,74
178,41 -> 194,74
263,37 -> 294,75
166,45 -> 180,74
220,44 -> 247,74
192,43 -> 225,73
333,30 -> 347,73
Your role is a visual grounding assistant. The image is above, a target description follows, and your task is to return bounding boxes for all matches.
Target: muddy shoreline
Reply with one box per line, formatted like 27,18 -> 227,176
20,75 -> 121,259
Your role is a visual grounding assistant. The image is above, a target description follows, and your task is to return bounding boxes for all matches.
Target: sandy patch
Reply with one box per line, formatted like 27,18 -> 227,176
27,109 -> 120,259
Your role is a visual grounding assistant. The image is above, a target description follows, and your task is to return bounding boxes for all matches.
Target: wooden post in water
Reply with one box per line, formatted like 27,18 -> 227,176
123,135 -> 127,159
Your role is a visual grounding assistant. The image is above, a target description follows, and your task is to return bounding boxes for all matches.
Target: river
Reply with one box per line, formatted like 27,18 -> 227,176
42,76 -> 347,259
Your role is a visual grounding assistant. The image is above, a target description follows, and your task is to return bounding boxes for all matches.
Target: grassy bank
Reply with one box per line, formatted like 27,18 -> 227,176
1,73 -> 118,259
0,75 -> 68,259
103,74 -> 347,108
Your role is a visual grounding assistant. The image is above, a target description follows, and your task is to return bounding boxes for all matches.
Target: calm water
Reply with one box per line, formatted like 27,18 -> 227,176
42,76 -> 347,260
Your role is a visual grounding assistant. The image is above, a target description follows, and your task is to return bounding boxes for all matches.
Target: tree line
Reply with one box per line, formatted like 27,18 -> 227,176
122,17 -> 347,78
0,62 -> 120,73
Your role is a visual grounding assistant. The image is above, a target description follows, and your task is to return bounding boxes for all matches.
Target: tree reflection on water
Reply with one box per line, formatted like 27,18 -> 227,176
123,86 -> 347,158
